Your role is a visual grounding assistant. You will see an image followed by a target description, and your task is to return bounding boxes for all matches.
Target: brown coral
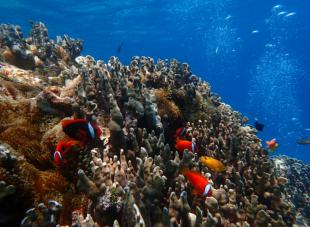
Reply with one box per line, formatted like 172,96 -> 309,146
154,89 -> 181,120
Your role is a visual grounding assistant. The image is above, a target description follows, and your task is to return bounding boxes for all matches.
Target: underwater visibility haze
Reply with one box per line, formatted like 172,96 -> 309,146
0,0 -> 310,226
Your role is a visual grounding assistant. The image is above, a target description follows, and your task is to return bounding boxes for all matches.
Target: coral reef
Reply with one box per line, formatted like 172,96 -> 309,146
273,155 -> 310,227
0,21 -> 306,226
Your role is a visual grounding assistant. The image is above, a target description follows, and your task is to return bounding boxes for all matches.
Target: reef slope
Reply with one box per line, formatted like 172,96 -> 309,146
0,22 -> 306,226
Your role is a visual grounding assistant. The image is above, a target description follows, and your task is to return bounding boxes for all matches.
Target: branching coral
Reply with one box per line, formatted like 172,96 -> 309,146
0,21 -> 301,227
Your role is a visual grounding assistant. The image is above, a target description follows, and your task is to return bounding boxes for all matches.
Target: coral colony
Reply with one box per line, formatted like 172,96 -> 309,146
0,22 -> 309,226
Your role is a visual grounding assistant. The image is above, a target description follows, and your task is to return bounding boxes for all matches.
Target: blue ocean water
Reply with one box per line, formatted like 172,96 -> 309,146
1,0 -> 309,162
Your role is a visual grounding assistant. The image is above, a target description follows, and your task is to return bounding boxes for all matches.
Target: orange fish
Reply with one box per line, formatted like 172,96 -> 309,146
182,169 -> 212,197
266,138 -> 279,152
175,138 -> 198,153
200,156 -> 226,172
53,139 -> 82,166
61,119 -> 102,143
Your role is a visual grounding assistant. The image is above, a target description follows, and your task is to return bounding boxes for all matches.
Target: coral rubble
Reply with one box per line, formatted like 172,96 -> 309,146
0,21 -> 306,226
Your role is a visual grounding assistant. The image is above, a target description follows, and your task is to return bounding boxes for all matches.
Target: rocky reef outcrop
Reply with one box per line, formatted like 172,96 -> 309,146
273,155 -> 310,227
0,21 -> 305,226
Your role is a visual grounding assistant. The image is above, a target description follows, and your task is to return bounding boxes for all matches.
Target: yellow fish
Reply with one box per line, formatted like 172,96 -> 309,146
200,156 -> 226,172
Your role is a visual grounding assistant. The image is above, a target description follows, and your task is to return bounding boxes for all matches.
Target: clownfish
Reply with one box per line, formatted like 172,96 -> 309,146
181,168 -> 212,197
174,127 -> 187,138
61,119 -> 102,143
200,156 -> 226,172
53,139 -> 82,166
175,138 -> 198,153
266,138 -> 279,152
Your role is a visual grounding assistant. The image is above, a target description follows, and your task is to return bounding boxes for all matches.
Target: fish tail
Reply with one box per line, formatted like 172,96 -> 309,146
179,166 -> 190,176
93,124 -> 103,137
199,156 -> 208,164
67,139 -> 82,147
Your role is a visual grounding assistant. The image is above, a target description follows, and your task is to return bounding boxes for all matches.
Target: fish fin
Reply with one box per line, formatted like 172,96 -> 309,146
218,167 -> 226,172
179,166 -> 189,176
269,148 -> 275,153
66,139 -> 83,148
78,129 -> 88,138
61,119 -> 87,129
93,124 -> 103,137
192,188 -> 199,196
53,151 -> 62,166
62,119 -> 89,140
175,144 -> 179,150
200,156 -> 208,163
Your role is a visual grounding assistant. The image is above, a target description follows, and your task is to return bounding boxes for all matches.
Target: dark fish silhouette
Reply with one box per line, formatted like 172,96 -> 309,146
254,121 -> 264,131
117,42 -> 123,53
297,139 -> 310,145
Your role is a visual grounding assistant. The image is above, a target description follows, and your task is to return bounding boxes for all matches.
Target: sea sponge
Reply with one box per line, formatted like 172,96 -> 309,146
0,117 -> 51,168
40,120 -> 66,158
6,127 -> 44,162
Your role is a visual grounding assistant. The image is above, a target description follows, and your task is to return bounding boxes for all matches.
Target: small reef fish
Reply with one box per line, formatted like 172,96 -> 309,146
297,139 -> 310,145
215,47 -> 219,54
273,5 -> 283,10
265,43 -> 275,48
117,42 -> 123,53
175,138 -> 198,153
61,119 -> 102,143
200,156 -> 226,172
174,127 -> 187,138
266,138 -> 279,152
225,15 -> 232,20
54,139 -> 82,166
285,12 -> 296,17
251,30 -> 260,34
277,11 -> 287,16
254,120 -> 264,131
181,168 -> 212,197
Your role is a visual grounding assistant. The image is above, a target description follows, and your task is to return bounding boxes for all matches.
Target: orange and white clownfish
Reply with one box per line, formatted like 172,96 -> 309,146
181,168 -> 212,197
175,138 -> 198,153
53,139 -> 82,166
266,138 -> 279,152
61,118 -> 102,143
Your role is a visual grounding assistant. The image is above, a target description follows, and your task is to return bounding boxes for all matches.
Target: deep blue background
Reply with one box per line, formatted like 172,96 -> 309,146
1,0 -> 309,162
